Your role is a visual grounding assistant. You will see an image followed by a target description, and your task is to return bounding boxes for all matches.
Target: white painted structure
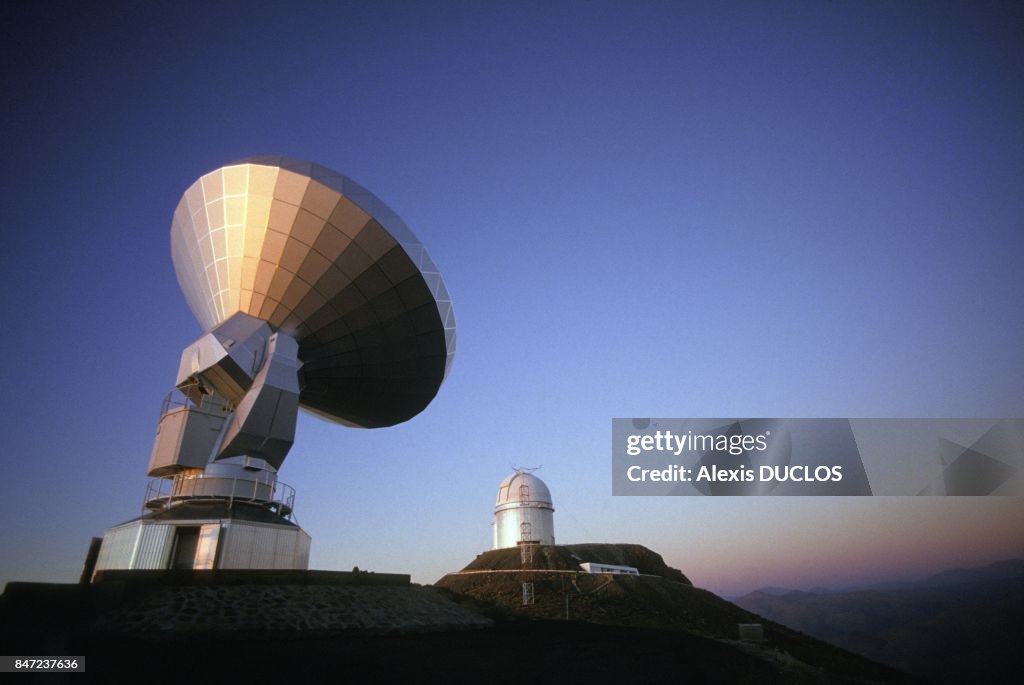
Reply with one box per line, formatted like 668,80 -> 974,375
93,516 -> 310,575
492,470 -> 555,549
579,562 -> 639,575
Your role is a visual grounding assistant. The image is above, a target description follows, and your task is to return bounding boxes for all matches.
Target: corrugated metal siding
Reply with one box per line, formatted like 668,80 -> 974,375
274,530 -> 296,567
95,524 -> 142,571
293,531 -> 311,569
132,524 -> 174,569
218,523 -> 310,570
249,525 -> 280,568
98,520 -> 309,572
218,523 -> 256,568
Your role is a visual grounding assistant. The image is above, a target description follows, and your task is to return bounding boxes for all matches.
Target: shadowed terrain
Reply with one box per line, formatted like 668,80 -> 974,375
734,559 -> 1024,684
0,550 -> 920,684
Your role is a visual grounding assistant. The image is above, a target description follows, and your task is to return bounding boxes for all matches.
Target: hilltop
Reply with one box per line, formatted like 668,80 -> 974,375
458,542 -> 690,580
436,543 -> 915,683
0,549 -> 919,683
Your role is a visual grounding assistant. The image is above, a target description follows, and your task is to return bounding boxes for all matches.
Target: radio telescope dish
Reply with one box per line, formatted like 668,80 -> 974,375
170,156 -> 456,429
91,156 -> 457,578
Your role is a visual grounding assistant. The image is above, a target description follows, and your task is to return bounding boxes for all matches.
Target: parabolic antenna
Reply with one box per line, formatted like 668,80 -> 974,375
170,155 -> 456,428
90,157 -> 456,576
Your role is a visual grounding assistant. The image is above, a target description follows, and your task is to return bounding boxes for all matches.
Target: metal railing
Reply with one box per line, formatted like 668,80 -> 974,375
156,388 -> 231,421
143,472 -> 297,520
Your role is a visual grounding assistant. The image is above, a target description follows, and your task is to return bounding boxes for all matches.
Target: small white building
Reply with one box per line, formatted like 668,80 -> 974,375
492,470 -> 555,549
579,562 -> 639,575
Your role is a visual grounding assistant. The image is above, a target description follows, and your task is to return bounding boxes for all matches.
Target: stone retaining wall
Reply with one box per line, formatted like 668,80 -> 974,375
92,584 -> 493,635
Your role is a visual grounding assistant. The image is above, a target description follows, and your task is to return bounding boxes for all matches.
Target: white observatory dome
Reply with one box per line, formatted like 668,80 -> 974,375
493,470 -> 555,549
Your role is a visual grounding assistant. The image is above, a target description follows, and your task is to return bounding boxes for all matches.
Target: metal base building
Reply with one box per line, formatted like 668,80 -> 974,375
93,485 -> 309,573
95,502 -> 309,573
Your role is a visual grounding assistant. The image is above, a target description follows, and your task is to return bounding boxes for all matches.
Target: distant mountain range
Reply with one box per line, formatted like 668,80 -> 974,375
734,559 -> 1024,684
740,559 -> 1024,596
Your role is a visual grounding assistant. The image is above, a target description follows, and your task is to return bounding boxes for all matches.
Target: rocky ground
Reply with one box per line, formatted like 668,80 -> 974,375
437,543 -> 919,683
0,548 -> 922,684
90,584 -> 492,635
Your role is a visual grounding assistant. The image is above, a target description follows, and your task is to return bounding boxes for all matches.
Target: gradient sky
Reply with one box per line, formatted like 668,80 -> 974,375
2,1 -> 1022,597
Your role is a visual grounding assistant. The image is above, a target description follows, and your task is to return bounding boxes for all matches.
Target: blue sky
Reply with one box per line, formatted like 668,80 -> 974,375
2,1 -> 1022,596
